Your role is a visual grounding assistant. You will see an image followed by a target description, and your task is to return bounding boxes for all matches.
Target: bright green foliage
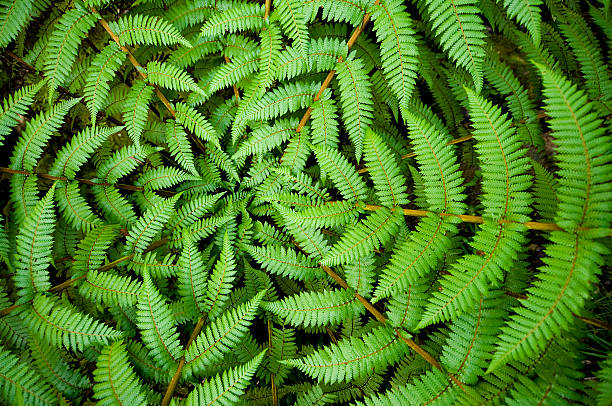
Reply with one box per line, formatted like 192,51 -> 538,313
14,184 -> 56,303
27,294 -> 123,352
264,289 -> 364,327
93,340 -> 148,406
184,349 -> 266,406
109,14 -> 191,47
0,344 -> 56,405
43,4 -> 98,102
84,42 -> 126,124
285,326 -> 410,384
0,0 -> 611,404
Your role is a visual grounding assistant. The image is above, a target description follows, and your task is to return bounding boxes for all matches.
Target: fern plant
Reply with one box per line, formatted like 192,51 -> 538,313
0,0 -> 610,404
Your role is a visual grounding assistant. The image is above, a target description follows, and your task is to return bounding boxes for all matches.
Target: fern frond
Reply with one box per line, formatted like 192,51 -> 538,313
535,62 -> 611,231
245,244 -> 320,281
84,42 -> 126,124
321,207 -> 404,267
10,97 -> 81,171
146,60 -> 204,95
335,54 -> 374,161
43,4 -> 98,102
136,270 -> 182,371
312,144 -> 368,202
49,126 -> 123,179
122,80 -> 154,146
247,81 -> 319,122
368,0 -> 418,110
125,194 -> 179,254
275,204 -> 330,259
79,270 -> 142,307
95,144 -> 146,184
424,0 -> 486,90
287,200 -> 361,229
310,92 -> 340,149
92,185 -> 138,226
284,326 -> 409,384
184,349 -> 267,405
597,351 -> 612,405
199,2 -> 265,39
0,79 -> 45,143
56,181 -> 103,232
14,184 -> 56,303
264,289 -> 364,328
165,120 -> 199,176
27,294 -> 123,351
204,232 -> 238,319
184,290 -> 266,379
273,0 -> 310,59
174,102 -> 220,146
233,118 -> 297,159
501,0 -> 542,45
93,340 -> 148,406
0,0 -> 33,48
137,166 -> 197,190
532,160 -> 558,222
109,14 -> 191,47
258,23 -> 283,89
177,234 -> 209,318
0,344 -> 56,406
364,129 -> 409,207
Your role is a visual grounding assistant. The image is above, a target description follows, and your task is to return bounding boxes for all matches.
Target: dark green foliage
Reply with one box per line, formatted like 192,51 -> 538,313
0,0 -> 610,404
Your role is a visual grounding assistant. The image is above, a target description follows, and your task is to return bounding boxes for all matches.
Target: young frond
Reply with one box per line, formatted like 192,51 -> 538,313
165,120 -> 199,175
364,129 -> 410,207
310,92 -> 340,149
287,200 -> 362,229
204,232 -> 238,319
137,166 -> 197,190
146,60 -> 204,95
79,270 -> 142,307
14,184 -> 56,303
312,144 -> 368,202
174,102 -> 220,146
245,244 -> 320,281
93,340 -> 148,406
109,14 -> 192,47
27,294 -> 123,352
56,180 -> 103,232
122,80 -> 154,146
176,234 -> 209,318
233,118 -> 297,159
247,81 -> 319,122
125,194 -> 179,254
258,24 -> 283,89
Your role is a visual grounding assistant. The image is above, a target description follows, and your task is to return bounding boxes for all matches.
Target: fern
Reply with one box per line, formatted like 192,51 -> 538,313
109,14 -> 191,47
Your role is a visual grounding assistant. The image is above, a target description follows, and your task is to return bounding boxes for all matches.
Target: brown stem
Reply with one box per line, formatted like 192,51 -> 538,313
224,55 -> 241,102
264,0 -> 271,20
573,314 -> 612,332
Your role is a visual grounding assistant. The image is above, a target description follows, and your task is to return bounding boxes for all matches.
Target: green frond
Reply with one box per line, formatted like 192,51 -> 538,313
424,0 -> 486,90
27,294 -> 123,352
307,0 -> 369,25
247,81 -> 319,122
310,92 -> 340,149
532,160 -> 558,222
0,0 -> 33,48
92,185 -> 138,226
312,144 -> 368,202
199,2 -> 265,39
207,50 -> 259,97
286,200 -> 362,229
165,120 -> 199,176
368,0 -> 418,110
137,166 -> 197,190
168,192 -> 224,232
335,54 -> 374,161
502,0 -> 542,45
364,129 -> 410,207
233,118 -> 297,159
14,184 -> 56,303
272,0 -> 310,59
279,129 -> 311,173
0,79 -> 45,143
30,336 -> 90,398
176,234 -> 209,318
49,126 -> 123,179
174,102 -> 220,146
258,23 -> 282,89
136,270 -> 182,371
321,207 -> 404,267
93,340 -> 148,406
0,344 -> 56,406
95,144 -> 147,184
122,80 -> 154,146
275,204 -> 330,260
56,181 -> 103,232
79,270 -> 142,307
597,351 -> 612,405
109,14 -> 191,47
43,4 -> 98,102
284,326 -> 409,384
10,97 -> 81,171
169,36 -> 222,68
146,60 -> 204,95
184,349 -> 267,406
129,251 -> 179,279
204,232 -> 238,319
84,42 -> 126,124
125,194 -> 180,254
184,290 -> 266,379
264,289 -> 364,328
535,62 -> 612,231
245,244 -> 320,281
